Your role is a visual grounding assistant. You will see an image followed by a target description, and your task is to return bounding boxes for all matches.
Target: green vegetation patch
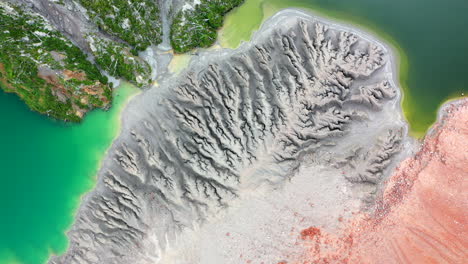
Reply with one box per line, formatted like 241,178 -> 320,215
89,36 -> 151,87
0,2 -> 112,122
79,0 -> 162,52
171,0 -> 244,53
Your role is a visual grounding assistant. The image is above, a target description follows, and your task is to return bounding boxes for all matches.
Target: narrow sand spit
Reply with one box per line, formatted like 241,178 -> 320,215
287,99 -> 468,264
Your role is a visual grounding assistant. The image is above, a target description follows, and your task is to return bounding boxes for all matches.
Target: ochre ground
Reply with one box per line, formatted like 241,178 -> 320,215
283,99 -> 468,264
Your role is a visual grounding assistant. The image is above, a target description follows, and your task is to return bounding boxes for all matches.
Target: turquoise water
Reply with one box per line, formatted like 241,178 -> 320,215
221,0 -> 468,136
0,84 -> 138,264
2,1 -> 468,263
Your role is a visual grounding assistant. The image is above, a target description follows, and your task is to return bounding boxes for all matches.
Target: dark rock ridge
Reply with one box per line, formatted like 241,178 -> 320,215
50,11 -> 406,264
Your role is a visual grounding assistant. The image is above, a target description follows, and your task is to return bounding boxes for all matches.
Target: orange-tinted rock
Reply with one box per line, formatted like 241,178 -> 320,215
63,69 -> 87,81
300,227 -> 322,240
293,100 -> 468,264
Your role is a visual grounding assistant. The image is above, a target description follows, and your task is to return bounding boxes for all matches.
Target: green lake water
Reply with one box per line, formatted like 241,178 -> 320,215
220,0 -> 468,137
1,1 -> 468,263
0,84 -> 138,264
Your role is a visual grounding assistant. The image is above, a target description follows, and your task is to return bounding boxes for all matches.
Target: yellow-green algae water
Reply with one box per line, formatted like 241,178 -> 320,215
220,0 -> 468,137
2,1 -> 468,263
0,83 -> 139,264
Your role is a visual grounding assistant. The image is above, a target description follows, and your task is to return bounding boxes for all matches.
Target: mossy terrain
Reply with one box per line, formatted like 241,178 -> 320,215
0,2 -> 112,122
0,0 -> 247,121
171,0 -> 244,53
79,0 -> 163,52
88,36 -> 152,87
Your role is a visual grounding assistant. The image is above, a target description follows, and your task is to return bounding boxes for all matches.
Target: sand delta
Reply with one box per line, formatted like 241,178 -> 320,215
49,9 -> 466,264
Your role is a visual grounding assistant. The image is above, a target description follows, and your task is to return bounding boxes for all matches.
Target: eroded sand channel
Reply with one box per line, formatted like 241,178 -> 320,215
50,9 -> 415,264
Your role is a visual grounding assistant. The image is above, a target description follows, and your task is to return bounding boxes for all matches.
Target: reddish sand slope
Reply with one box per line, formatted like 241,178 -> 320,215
292,100 -> 468,264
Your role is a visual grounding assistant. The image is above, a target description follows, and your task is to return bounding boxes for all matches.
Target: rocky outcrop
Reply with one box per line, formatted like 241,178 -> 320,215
50,11 -> 406,264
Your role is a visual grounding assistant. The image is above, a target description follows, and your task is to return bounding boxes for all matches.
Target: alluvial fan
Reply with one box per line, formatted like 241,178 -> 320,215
50,10 -> 408,264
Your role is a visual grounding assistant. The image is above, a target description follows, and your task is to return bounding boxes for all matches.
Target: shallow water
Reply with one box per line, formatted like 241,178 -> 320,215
0,84 -> 138,264
220,0 -> 468,136
1,1 -> 467,263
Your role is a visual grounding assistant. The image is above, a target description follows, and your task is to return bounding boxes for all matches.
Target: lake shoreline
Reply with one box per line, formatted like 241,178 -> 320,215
44,83 -> 140,263
220,0 -> 467,137
52,8 -> 414,263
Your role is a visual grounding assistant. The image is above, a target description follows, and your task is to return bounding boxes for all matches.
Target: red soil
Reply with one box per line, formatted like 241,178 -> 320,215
300,227 -> 321,240
292,100 -> 468,264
